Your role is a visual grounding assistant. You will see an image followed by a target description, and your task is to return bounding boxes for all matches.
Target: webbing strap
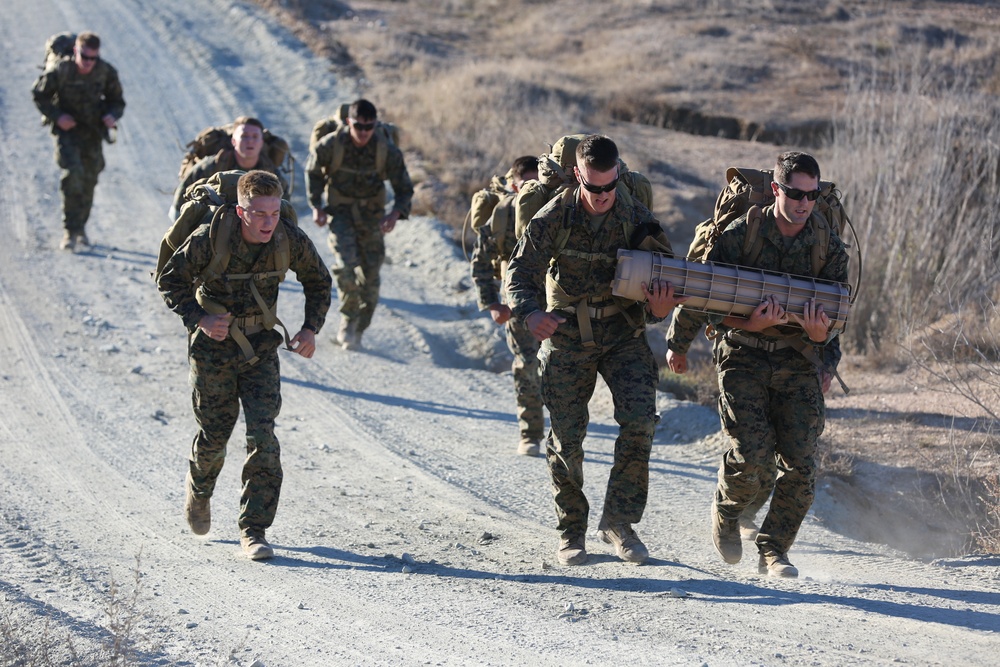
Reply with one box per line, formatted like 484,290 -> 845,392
758,325 -> 850,394
223,272 -> 294,352
575,300 -> 596,348
329,192 -> 376,227
195,294 -> 260,366
558,248 -> 617,264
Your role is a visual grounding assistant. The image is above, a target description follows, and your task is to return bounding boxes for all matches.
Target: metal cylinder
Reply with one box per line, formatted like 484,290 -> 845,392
612,250 -> 852,334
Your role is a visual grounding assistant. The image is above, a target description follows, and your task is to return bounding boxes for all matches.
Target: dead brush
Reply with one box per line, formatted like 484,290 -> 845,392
0,550 -> 166,667
973,472 -> 1000,553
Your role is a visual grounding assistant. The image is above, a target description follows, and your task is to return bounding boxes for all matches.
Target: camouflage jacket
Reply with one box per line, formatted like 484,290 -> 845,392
171,149 -> 289,217
157,221 -> 332,335
305,131 -> 413,219
666,204 -> 848,366
32,58 -> 125,138
470,194 -> 517,310
506,187 -> 673,324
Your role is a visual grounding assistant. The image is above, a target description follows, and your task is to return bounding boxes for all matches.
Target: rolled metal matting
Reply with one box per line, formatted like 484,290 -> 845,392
612,250 -> 851,334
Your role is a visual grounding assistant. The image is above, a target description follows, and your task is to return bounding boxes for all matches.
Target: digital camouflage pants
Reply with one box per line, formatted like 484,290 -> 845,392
55,129 -> 104,234
714,341 -> 825,555
327,201 -> 386,334
539,314 -> 657,538
187,330 -> 283,535
506,316 -> 543,442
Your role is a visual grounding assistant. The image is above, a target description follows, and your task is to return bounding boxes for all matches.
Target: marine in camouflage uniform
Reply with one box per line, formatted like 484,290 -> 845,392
470,156 -> 545,456
506,135 -> 685,565
666,152 -> 848,577
305,99 -> 413,350
32,32 -> 125,250
158,171 -> 332,560
169,116 -> 289,220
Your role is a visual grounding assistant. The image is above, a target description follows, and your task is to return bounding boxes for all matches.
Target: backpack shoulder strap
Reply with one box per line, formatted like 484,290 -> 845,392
271,220 -> 291,278
375,129 -> 389,178
201,206 -> 236,284
550,188 -> 578,262
326,127 -> 348,176
810,214 -> 831,277
740,205 -> 766,266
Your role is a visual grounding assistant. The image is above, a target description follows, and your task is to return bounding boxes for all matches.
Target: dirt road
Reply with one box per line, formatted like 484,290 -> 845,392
1,1 -> 997,664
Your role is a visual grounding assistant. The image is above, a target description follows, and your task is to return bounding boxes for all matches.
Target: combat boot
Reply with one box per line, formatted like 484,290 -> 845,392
240,530 -> 274,561
184,475 -> 211,536
557,533 -> 587,566
758,549 -> 798,578
711,499 -> 742,564
74,232 -> 90,248
516,437 -> 540,457
336,320 -> 361,351
597,524 -> 649,564
60,230 -> 75,251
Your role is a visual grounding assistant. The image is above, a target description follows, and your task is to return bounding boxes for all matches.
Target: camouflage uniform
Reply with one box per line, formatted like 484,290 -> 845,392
506,189 -> 673,538
32,57 -> 125,236
305,130 -> 413,335
470,194 -> 544,444
157,219 -> 332,536
170,149 -> 288,219
667,205 -> 848,555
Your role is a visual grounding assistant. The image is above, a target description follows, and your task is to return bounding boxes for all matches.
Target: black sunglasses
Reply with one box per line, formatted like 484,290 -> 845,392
351,120 -> 376,132
776,182 -> 821,201
579,174 -> 619,194
79,53 -> 99,63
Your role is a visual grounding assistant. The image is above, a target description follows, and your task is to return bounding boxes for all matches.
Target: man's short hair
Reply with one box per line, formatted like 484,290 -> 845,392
774,151 -> 821,184
576,135 -> 619,173
238,170 -> 283,205
349,99 -> 378,121
511,155 -> 539,181
232,116 -> 265,132
76,32 -> 101,50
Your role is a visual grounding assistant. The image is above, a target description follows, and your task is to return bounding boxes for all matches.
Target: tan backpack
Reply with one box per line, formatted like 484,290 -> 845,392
308,103 -> 400,180
41,32 -> 75,72
686,167 -> 855,280
461,172 -> 513,261
155,171 -> 298,365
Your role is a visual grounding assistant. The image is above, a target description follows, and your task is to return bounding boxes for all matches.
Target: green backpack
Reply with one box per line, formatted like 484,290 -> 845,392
154,171 -> 298,364
308,103 -> 400,181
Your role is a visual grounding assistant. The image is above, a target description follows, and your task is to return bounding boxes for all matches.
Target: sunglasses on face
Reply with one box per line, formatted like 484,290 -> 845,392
579,174 -> 619,194
776,181 -> 821,201
78,53 -> 99,63
351,120 -> 376,132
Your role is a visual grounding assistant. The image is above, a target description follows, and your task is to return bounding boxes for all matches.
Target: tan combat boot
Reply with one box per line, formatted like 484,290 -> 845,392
711,499 -> 742,564
557,533 -> 587,566
597,524 -> 649,564
184,475 -> 211,536
336,320 -> 360,351
60,230 -> 75,251
516,437 -> 540,457
74,232 -> 90,248
758,549 -> 798,578
240,531 -> 274,561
